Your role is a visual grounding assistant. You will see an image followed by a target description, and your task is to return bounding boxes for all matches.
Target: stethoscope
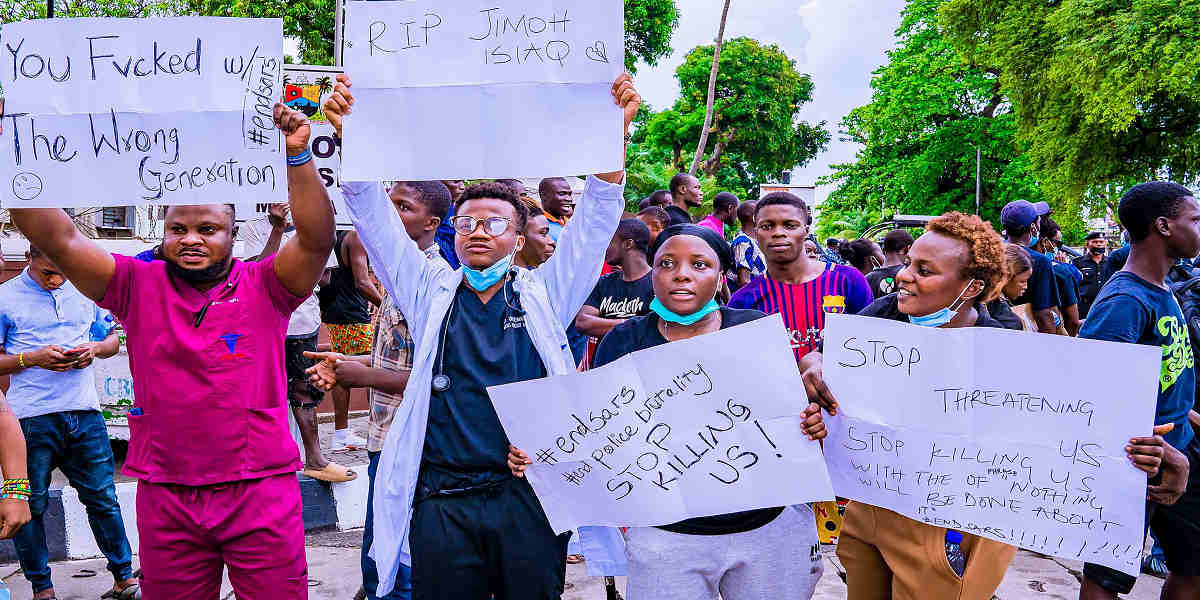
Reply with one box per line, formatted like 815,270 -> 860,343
431,268 -> 526,393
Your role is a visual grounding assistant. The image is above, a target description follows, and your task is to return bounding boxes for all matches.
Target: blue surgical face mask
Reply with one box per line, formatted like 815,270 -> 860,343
650,297 -> 720,326
463,250 -> 516,291
908,280 -> 977,328
1028,234 -> 1040,249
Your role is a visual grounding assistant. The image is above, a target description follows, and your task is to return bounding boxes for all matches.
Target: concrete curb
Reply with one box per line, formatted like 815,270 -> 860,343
0,474 -> 370,564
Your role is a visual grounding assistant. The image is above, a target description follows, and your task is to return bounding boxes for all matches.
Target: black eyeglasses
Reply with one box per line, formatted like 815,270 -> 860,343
450,215 -> 511,236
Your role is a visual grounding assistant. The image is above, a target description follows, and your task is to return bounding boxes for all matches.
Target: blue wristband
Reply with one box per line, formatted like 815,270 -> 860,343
287,149 -> 312,167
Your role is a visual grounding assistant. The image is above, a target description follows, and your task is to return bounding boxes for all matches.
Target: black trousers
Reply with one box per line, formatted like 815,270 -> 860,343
410,473 -> 569,600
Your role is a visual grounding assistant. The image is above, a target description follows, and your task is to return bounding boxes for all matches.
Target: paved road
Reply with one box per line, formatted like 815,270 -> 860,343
5,527 -> 1167,600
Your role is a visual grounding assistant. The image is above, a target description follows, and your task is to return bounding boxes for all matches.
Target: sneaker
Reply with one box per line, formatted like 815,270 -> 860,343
332,431 -> 367,451
1142,554 -> 1168,578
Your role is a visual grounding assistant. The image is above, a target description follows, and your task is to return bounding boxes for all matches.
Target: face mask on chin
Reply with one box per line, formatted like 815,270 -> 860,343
1089,247 -> 1105,256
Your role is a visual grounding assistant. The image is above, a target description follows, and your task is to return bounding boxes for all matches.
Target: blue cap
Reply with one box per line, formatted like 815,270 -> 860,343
1000,200 -> 1050,229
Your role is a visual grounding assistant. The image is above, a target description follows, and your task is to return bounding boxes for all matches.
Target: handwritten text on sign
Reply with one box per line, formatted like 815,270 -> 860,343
340,0 -> 623,181
821,313 -> 1160,576
488,314 -> 834,534
0,17 -> 285,207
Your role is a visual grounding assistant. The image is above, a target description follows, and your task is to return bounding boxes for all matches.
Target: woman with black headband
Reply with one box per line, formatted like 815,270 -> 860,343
511,224 -> 828,600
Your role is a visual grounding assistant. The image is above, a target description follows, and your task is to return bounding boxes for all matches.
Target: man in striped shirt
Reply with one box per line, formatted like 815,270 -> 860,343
729,192 -> 873,362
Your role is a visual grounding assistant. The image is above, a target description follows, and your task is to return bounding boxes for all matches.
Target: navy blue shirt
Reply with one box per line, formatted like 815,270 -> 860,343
423,279 -> 546,477
1101,245 -> 1129,287
1080,271 -> 1195,450
1052,260 -> 1080,307
434,204 -> 460,269
1013,246 -> 1060,312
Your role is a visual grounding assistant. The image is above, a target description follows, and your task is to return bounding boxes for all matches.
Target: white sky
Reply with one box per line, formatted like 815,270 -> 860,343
634,0 -> 906,203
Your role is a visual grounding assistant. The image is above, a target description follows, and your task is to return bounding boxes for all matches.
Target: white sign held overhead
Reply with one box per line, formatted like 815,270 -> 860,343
820,313 -> 1161,576
487,314 -> 834,534
0,17 -> 285,208
340,0 -> 624,181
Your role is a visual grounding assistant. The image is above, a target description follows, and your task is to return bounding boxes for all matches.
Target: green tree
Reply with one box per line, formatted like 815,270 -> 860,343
3,0 -> 186,20
185,0 -> 335,65
940,0 -> 1200,232
624,0 -> 680,73
817,0 -> 1045,240
637,38 -> 828,201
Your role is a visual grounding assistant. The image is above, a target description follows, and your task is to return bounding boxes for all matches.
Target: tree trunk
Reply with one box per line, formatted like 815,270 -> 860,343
689,0 -> 732,177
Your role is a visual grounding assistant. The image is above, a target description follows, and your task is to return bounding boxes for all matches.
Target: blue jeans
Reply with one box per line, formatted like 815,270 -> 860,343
14,411 -> 134,593
364,451 -> 412,600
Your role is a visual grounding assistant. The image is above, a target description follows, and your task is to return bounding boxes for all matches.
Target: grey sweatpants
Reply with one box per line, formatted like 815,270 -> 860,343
624,504 -> 823,600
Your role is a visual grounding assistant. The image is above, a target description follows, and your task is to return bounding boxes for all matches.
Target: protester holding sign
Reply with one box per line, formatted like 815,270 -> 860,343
1076,181 -> 1200,600
325,72 -> 640,598
803,212 -> 1019,599
5,103 -> 333,599
729,192 -> 873,363
510,223 -> 828,600
305,180 -> 454,600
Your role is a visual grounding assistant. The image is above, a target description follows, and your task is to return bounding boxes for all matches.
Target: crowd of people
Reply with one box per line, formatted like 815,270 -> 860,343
0,68 -> 1194,600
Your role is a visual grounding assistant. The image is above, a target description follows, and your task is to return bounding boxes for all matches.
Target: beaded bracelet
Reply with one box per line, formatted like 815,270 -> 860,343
17,353 -> 25,368
286,149 -> 313,167
0,492 -> 29,501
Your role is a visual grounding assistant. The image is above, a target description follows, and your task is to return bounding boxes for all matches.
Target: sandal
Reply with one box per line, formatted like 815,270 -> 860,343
302,463 -> 358,483
100,582 -> 141,599
566,554 -> 585,564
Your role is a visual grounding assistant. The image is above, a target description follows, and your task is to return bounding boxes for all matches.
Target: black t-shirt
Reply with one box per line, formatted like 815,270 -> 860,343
1051,261 -> 1080,308
664,205 -> 693,227
422,280 -> 547,483
1072,255 -> 1105,317
985,298 -> 1024,330
865,264 -> 903,299
859,293 -> 1006,329
592,307 -> 785,535
1100,245 -> 1129,287
584,272 -> 655,320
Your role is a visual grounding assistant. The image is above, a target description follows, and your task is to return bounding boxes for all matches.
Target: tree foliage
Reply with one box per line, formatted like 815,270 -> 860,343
3,0 -> 185,20
633,38 -> 828,202
817,0 -> 1045,240
184,0 -> 335,65
940,0 -> 1200,230
624,0 -> 680,73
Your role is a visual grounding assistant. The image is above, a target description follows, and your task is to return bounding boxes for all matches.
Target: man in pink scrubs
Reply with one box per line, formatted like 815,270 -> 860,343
7,103 -> 334,599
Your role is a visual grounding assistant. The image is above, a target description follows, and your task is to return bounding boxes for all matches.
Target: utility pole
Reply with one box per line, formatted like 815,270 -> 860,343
975,146 -> 981,215
46,0 -> 54,18
333,0 -> 343,66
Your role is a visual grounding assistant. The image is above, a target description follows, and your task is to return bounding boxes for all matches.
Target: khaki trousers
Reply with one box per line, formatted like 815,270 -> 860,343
837,502 -> 1017,600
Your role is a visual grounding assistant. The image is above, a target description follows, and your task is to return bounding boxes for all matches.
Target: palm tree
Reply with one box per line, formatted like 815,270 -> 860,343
689,0 -> 732,177
316,76 -> 333,96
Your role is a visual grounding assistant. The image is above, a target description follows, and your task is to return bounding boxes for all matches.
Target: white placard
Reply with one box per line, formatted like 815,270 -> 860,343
0,17 -> 285,207
237,65 -> 353,227
340,0 -> 624,181
488,314 -> 835,534
821,313 -> 1160,576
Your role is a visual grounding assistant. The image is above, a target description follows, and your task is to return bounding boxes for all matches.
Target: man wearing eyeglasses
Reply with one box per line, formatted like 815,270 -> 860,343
5,103 -> 334,599
325,73 -> 640,600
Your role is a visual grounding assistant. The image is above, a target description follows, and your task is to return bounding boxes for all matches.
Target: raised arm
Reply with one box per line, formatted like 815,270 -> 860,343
539,75 -> 641,327
325,74 -> 449,319
271,103 -> 336,297
6,210 -> 114,302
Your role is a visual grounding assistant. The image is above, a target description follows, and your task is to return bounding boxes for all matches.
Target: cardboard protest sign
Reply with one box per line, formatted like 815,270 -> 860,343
821,313 -> 1160,576
236,64 -> 352,227
488,314 -> 834,534
340,0 -> 624,181
0,17 -> 285,208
